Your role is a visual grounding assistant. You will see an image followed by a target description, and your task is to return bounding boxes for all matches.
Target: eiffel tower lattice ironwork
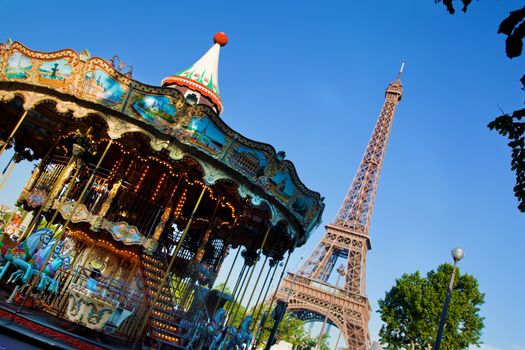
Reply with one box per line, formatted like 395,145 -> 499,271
274,67 -> 404,350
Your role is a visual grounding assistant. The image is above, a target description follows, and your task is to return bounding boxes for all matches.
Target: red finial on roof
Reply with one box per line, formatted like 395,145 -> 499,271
214,32 -> 228,47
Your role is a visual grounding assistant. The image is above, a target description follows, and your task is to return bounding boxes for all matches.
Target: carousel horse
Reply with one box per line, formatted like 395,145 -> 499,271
235,316 -> 253,350
208,309 -> 228,350
8,240 -> 71,293
0,228 -> 53,283
187,310 -> 207,349
217,325 -> 238,350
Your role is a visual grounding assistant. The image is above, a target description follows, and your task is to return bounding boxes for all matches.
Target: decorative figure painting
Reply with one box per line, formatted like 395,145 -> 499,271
38,59 -> 73,88
270,170 -> 295,201
230,146 -> 268,177
292,195 -> 316,218
183,116 -> 226,154
82,69 -> 126,107
5,52 -> 32,79
130,94 -> 177,124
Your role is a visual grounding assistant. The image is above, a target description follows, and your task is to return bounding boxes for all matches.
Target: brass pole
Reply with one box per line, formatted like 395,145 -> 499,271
227,263 -> 248,316
45,163 -> 83,228
231,263 -> 246,300
195,196 -> 221,262
250,261 -> 279,339
240,255 -> 268,321
230,225 -> 271,325
211,226 -> 240,316
16,140 -> 113,314
0,159 -> 16,191
252,252 -> 291,349
16,135 -> 61,207
18,155 -> 77,240
250,260 -> 277,331
134,185 -> 207,348
0,109 -> 29,158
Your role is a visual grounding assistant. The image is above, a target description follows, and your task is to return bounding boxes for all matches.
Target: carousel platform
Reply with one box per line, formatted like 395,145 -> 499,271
0,290 -> 130,350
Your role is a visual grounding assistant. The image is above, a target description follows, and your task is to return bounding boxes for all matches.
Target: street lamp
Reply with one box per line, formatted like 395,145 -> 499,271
432,247 -> 464,350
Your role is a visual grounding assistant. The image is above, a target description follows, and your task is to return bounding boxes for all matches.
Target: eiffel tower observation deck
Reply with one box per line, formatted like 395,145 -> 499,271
274,65 -> 404,350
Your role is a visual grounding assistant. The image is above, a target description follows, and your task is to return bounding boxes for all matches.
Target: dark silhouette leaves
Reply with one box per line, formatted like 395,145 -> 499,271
487,76 -> 525,212
498,6 -> 525,58
434,1 -> 525,212
435,0 -> 473,14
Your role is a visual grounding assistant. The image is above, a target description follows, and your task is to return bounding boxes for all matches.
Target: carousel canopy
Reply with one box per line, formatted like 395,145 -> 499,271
0,35 -> 324,247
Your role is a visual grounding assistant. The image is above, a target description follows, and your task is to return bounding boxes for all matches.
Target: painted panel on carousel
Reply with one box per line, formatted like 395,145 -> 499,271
38,59 -> 73,88
5,52 -> 32,79
129,93 -> 177,126
182,116 -> 227,155
292,194 -> 318,222
109,222 -> 143,245
82,69 -> 127,107
269,169 -> 296,202
228,146 -> 268,178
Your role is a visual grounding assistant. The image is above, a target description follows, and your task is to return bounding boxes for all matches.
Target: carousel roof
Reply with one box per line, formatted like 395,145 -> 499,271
0,36 -> 324,246
161,33 -> 227,114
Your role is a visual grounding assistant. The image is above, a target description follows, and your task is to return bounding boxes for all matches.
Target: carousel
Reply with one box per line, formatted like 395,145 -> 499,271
0,33 -> 324,349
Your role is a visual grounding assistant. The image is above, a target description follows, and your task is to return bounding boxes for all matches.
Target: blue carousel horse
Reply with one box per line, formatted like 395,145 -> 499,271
0,228 -> 53,283
235,316 -> 253,350
217,325 -> 238,350
194,308 -> 226,350
187,309 -> 207,349
208,309 -> 228,350
9,240 -> 71,293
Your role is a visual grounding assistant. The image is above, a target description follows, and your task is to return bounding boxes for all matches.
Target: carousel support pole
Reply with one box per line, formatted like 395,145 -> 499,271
0,109 -> 28,158
249,261 -> 279,347
15,140 -> 113,314
227,263 -> 248,315
211,217 -> 239,286
230,225 -> 271,325
16,135 -> 61,206
240,255 -> 268,321
151,175 -> 182,242
18,154 -> 77,241
252,252 -> 291,349
45,162 -> 83,228
125,257 -> 140,285
231,263 -> 247,300
195,196 -> 221,263
0,156 -> 17,191
212,238 -> 240,315
134,185 -> 207,349
250,259 -> 277,330
56,240 -> 90,318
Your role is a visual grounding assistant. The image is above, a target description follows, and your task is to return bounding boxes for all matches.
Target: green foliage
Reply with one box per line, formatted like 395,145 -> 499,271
252,304 -> 330,350
435,1 -> 525,212
209,285 -> 330,349
378,263 -> 484,350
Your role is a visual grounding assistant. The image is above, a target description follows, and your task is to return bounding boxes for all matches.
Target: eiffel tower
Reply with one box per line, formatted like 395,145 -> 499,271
274,66 -> 404,349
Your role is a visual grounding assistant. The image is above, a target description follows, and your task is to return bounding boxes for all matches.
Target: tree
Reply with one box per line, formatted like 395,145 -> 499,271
434,1 -> 525,212
377,263 -> 484,350
251,302 -> 330,350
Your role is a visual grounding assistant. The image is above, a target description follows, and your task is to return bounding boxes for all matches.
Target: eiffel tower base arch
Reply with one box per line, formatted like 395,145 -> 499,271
275,273 -> 371,350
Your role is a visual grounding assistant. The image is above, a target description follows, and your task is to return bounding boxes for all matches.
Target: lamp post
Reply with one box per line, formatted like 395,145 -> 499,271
432,247 -> 464,350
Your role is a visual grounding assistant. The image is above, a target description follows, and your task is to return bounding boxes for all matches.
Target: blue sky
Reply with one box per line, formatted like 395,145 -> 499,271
1,1 -> 524,349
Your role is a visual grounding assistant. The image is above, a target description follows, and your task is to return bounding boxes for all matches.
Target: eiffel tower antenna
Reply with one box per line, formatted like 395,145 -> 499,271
274,66 -> 404,350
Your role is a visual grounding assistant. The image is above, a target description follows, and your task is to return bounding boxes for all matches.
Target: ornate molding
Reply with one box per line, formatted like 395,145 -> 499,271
198,160 -> 233,186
